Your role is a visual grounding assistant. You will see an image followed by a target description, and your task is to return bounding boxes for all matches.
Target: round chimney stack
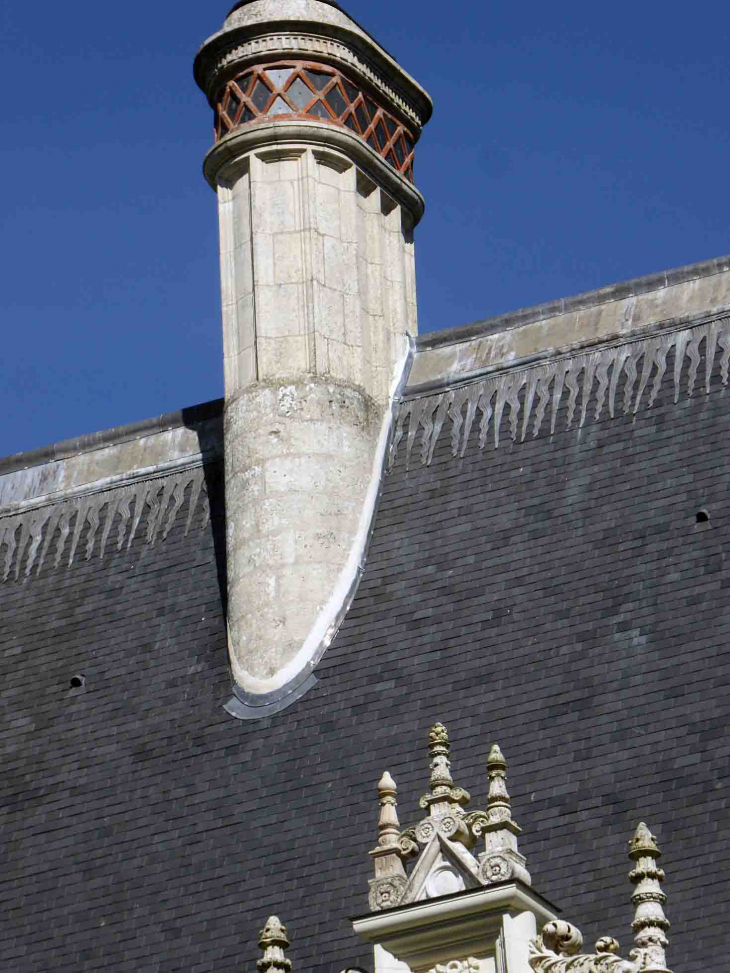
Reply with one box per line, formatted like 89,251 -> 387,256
195,0 -> 432,714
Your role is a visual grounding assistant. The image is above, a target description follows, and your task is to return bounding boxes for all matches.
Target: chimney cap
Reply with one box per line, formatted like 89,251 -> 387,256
194,0 -> 432,128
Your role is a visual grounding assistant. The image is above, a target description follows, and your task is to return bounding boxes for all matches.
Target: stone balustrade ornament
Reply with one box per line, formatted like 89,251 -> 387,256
528,824 -> 671,973
368,724 -> 531,911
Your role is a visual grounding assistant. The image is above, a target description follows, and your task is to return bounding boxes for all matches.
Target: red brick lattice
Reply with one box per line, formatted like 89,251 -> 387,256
216,61 -> 415,182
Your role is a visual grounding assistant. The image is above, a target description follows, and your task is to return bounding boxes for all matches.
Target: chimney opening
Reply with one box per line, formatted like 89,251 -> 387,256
696,509 -> 710,524
70,674 -> 86,690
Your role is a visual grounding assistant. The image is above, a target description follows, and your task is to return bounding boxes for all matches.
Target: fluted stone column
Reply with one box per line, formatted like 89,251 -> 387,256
195,0 -> 432,703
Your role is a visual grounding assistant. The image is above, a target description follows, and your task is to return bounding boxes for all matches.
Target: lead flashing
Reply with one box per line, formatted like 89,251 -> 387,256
225,671 -> 319,720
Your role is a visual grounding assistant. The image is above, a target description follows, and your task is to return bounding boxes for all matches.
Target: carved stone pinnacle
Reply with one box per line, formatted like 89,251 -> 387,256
487,743 -> 512,813
428,723 -> 453,789
376,771 -> 401,846
258,917 -> 292,973
369,770 -> 407,909
629,823 -> 670,973
476,743 -> 530,886
418,722 -> 470,821
528,825 -> 672,973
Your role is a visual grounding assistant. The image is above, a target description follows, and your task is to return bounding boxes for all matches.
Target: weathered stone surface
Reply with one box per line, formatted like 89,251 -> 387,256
216,140 -> 418,694
0,406 -> 222,511
224,380 -> 382,690
4,307 -> 730,969
409,256 -> 730,391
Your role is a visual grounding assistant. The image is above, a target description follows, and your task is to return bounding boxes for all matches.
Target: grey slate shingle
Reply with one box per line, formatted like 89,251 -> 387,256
1,342 -> 729,970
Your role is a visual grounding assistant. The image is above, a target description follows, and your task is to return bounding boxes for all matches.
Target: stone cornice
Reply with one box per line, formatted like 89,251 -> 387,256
194,22 -> 432,131
408,256 -> 730,392
354,881 -> 558,970
204,120 -> 426,225
418,254 -> 730,353
0,453 -> 213,520
0,399 -> 223,477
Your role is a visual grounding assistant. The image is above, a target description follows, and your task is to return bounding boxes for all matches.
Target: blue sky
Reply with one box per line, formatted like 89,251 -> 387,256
2,1 -> 729,456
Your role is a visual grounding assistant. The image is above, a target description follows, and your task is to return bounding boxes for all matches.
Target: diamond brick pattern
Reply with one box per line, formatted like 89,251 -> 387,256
216,61 -> 416,181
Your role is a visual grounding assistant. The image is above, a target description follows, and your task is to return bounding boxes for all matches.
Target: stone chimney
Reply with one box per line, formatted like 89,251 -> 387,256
194,0 -> 431,714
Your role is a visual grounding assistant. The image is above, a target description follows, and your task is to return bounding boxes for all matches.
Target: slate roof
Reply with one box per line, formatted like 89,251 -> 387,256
2,315 -> 730,970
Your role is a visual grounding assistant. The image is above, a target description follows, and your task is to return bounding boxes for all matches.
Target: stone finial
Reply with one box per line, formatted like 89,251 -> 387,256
471,744 -> 531,887
258,917 -> 292,973
376,771 -> 401,848
419,722 -> 470,815
629,824 -> 670,972
368,772 -> 408,912
429,722 -> 449,747
486,744 -> 510,815
428,722 -> 454,789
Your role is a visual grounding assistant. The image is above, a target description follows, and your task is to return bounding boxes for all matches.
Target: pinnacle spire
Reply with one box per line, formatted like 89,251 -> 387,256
428,722 -> 453,789
368,771 -> 407,911
629,823 -> 671,973
257,917 -> 292,973
474,743 -> 531,886
485,743 -> 519,831
486,744 -> 511,816
376,771 -> 401,847
419,722 -> 470,814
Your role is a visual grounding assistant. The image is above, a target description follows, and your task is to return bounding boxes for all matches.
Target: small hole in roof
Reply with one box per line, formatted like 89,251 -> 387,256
696,509 -> 710,523
70,674 -> 85,690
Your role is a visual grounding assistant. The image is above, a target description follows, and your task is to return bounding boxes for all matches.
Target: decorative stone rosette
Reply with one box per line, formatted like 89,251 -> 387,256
368,875 -> 408,912
477,853 -> 515,885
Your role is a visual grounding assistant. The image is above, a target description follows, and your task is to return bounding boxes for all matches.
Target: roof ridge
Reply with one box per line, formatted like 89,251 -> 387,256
0,399 -> 224,476
418,254 -> 730,351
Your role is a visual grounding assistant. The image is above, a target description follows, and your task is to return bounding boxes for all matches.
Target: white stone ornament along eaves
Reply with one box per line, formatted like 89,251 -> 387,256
392,313 -> 730,469
0,465 -> 211,584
